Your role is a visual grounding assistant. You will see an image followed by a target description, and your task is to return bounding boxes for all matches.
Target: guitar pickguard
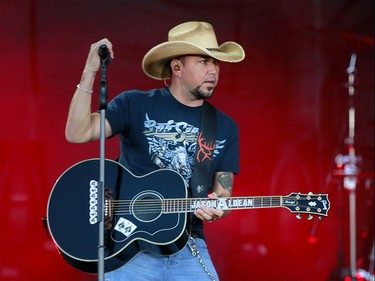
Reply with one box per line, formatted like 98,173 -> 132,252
113,217 -> 137,239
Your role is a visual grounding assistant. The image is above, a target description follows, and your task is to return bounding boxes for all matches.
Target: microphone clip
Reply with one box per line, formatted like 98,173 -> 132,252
98,44 -> 111,66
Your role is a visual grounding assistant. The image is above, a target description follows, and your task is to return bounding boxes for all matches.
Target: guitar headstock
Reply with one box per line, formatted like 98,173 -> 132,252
282,192 -> 330,220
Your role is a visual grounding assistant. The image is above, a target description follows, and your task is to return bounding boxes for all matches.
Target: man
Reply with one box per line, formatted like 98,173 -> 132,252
66,21 -> 245,281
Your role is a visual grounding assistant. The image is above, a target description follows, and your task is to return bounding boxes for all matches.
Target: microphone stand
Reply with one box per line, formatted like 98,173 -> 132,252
334,52 -> 362,281
97,53 -> 109,281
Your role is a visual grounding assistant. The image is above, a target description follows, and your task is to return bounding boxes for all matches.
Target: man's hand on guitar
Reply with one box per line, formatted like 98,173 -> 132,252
194,192 -> 223,223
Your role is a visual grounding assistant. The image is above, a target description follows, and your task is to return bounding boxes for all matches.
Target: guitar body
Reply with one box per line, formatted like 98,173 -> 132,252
47,159 -> 189,273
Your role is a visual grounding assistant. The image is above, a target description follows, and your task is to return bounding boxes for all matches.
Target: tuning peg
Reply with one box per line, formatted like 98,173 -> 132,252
307,215 -> 313,220
296,214 -> 302,220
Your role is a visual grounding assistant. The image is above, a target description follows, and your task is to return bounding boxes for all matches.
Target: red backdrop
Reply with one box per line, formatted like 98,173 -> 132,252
0,1 -> 374,280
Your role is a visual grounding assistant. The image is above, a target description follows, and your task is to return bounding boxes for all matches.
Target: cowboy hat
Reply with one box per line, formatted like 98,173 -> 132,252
142,21 -> 245,80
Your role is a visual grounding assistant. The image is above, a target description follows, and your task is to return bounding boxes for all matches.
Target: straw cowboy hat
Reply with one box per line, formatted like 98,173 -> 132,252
142,21 -> 245,80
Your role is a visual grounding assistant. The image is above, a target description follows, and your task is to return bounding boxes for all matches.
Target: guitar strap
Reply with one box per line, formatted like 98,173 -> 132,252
189,101 -> 217,199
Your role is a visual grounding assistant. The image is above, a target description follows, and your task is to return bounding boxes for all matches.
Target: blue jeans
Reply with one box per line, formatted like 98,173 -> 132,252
104,238 -> 219,281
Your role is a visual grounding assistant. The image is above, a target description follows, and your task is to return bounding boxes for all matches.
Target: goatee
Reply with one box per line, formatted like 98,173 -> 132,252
192,85 -> 214,100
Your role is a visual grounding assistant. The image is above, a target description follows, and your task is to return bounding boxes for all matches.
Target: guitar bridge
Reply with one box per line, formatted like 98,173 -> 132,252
104,188 -> 113,230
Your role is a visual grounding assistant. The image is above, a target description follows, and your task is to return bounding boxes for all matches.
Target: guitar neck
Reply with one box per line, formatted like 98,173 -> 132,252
163,196 -> 283,213
162,192 -> 330,217
109,192 -> 328,218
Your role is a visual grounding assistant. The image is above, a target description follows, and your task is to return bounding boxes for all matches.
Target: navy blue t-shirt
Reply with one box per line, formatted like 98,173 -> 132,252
106,87 -> 239,237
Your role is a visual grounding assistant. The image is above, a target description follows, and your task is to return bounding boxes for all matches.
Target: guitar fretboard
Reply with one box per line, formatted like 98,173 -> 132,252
162,196 -> 283,213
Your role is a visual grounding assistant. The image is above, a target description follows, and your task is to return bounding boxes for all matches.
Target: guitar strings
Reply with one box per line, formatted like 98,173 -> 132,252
104,196 -> 322,216
109,199 -> 195,215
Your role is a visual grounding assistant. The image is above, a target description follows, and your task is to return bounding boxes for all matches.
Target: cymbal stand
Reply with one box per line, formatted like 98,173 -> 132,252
334,52 -> 362,280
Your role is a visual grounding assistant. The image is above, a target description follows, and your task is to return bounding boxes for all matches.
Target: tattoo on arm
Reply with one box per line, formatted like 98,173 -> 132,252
218,172 -> 233,193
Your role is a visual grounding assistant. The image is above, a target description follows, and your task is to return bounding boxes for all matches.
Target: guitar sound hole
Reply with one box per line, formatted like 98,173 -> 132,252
132,192 -> 162,222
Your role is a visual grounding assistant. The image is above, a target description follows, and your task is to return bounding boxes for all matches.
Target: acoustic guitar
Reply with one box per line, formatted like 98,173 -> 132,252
47,159 -> 330,273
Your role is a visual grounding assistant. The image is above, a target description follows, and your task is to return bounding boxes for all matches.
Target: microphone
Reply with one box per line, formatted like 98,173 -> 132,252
98,44 -> 111,65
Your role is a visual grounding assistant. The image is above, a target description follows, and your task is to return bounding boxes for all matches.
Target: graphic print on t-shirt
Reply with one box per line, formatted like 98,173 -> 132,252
143,113 -> 225,181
